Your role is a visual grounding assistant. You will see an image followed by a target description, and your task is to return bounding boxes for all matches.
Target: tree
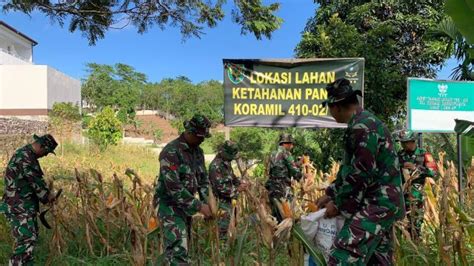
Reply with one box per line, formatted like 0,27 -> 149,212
432,18 -> 473,80
296,1 -> 448,126
49,102 -> 82,156
446,0 -> 474,45
140,77 -> 224,129
82,63 -> 146,112
88,106 -> 123,150
2,0 -> 283,45
294,1 -> 450,168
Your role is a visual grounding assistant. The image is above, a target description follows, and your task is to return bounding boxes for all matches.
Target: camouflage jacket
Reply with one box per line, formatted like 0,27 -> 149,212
209,155 -> 240,202
268,146 -> 302,185
398,147 -> 437,184
154,134 -> 209,216
1,144 -> 50,215
326,108 -> 405,230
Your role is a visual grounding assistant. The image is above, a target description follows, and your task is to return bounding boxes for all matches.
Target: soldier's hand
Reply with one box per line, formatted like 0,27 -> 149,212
403,162 -> 416,170
315,195 -> 331,209
199,204 -> 212,218
324,201 -> 339,218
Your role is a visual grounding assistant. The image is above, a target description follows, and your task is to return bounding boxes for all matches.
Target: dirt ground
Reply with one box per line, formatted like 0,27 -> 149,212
124,115 -> 178,143
125,115 -> 227,144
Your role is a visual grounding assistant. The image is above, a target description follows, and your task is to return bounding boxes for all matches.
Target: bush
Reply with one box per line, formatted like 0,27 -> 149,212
87,107 -> 123,150
82,115 -> 93,129
153,128 -> 163,144
208,132 -> 225,153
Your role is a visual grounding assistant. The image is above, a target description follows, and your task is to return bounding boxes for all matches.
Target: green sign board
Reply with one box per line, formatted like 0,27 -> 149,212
223,58 -> 365,128
408,78 -> 474,132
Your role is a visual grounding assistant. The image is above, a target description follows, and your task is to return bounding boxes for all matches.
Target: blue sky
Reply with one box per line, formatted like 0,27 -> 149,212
2,0 -> 456,83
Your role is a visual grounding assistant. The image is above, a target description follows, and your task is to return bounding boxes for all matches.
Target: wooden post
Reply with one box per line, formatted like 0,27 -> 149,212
225,126 -> 230,141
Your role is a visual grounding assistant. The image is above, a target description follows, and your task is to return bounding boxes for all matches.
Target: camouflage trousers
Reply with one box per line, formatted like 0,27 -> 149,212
5,212 -> 39,266
217,200 -> 233,239
266,179 -> 292,222
329,219 -> 393,266
158,203 -> 191,266
405,184 -> 425,239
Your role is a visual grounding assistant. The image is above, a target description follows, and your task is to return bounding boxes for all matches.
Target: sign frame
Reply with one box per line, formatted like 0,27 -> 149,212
407,78 -> 474,133
223,58 -> 365,128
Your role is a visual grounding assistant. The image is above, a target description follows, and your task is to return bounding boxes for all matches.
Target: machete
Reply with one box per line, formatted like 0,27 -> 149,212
39,189 -> 63,229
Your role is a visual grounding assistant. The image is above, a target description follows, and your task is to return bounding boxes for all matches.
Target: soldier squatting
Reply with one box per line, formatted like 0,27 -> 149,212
2,78 -> 436,265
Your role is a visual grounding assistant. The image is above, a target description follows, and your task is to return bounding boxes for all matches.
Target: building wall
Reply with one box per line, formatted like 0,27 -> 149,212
47,66 -> 81,109
0,26 -> 33,63
0,65 -> 81,116
0,65 -> 48,114
0,50 -> 31,65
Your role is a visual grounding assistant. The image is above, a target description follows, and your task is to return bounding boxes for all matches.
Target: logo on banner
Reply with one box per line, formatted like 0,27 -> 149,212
344,65 -> 359,84
438,83 -> 448,97
227,64 -> 245,84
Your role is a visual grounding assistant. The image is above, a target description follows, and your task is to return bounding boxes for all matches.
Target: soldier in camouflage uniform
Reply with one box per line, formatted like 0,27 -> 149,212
153,114 -> 213,265
209,140 -> 248,238
318,78 -> 405,265
0,134 -> 58,266
397,130 -> 438,239
265,133 -> 304,222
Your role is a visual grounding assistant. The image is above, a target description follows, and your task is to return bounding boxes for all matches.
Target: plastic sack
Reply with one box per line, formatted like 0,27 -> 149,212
300,208 -> 345,262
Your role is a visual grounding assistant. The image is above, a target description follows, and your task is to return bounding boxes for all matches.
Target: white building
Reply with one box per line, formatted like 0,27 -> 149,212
0,20 -> 81,118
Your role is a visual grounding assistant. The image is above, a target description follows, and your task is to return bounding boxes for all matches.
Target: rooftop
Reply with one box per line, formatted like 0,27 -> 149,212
0,20 -> 38,46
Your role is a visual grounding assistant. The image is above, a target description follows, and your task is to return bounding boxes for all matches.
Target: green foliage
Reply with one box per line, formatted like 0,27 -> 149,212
2,1 -> 282,45
208,132 -> 226,153
231,127 -> 278,162
252,163 -> 265,179
296,1 -> 448,127
117,107 -> 137,130
82,63 -> 146,112
431,17 -> 473,80
50,102 -> 81,123
446,0 -> 474,45
232,0 -> 283,40
288,128 -> 345,172
142,78 -> 224,127
153,128 -> 163,144
87,107 -> 123,150
206,127 -> 345,172
81,114 -> 93,129
49,102 -> 82,155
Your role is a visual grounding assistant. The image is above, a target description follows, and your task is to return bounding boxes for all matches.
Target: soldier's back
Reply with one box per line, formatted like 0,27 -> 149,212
349,110 -> 405,225
2,145 -> 42,214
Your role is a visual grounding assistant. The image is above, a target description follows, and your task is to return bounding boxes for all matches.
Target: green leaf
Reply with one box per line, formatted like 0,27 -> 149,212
446,0 -> 474,44
292,224 -> 327,266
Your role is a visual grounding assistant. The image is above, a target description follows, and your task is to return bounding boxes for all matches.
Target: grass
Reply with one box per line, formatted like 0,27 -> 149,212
42,142 -> 159,184
200,139 -> 215,155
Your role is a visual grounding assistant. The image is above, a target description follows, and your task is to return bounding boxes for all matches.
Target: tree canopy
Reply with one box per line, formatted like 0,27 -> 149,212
82,63 -> 147,112
296,0 -> 448,126
2,0 -> 282,45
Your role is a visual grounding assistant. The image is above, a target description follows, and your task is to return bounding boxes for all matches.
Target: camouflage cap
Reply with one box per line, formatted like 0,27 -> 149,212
184,114 -> 212,138
398,130 -> 416,142
322,78 -> 362,107
33,134 -> 58,155
220,140 -> 239,160
278,133 -> 294,145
